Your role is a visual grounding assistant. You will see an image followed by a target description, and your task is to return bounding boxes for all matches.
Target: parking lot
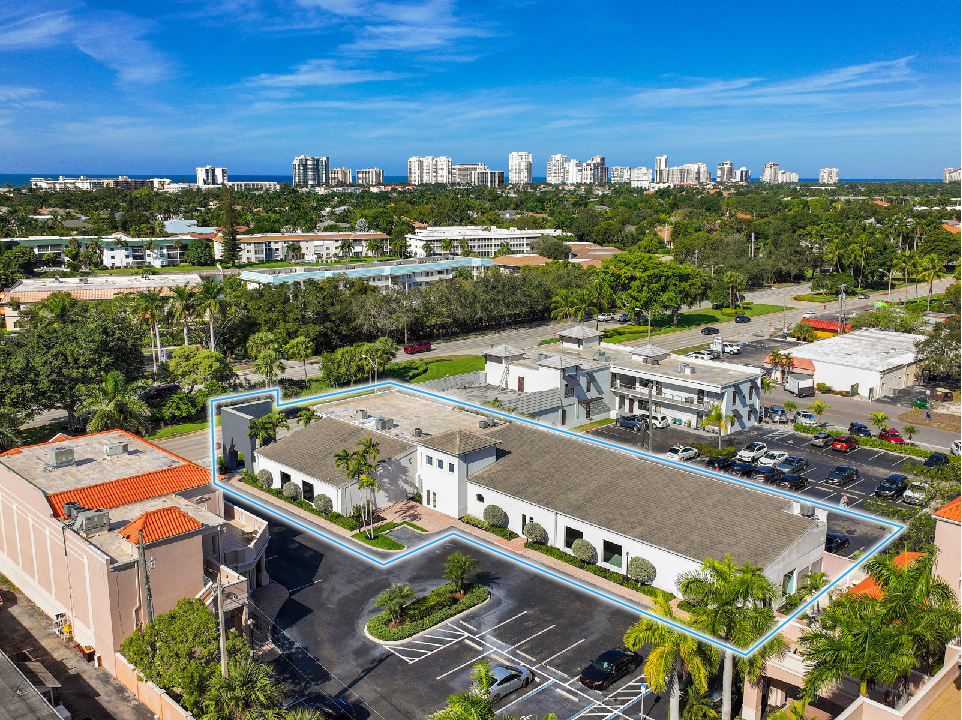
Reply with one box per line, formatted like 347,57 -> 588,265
236,504 -> 671,720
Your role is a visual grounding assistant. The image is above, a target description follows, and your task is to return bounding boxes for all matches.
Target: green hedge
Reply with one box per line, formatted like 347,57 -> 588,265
383,360 -> 429,382
523,542 -> 667,600
366,583 -> 489,641
791,424 -> 960,462
461,514 -> 519,540
238,473 -> 360,530
692,443 -> 737,458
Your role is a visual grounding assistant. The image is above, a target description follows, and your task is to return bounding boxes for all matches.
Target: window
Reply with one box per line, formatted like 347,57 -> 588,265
448,462 -> 454,473
518,376 -> 525,392
749,384 -> 754,401
302,481 -> 314,502
603,540 -> 623,569
433,492 -> 437,509
782,571 -> 795,595
476,494 -> 484,503
564,526 -> 583,550
732,390 -> 737,403
565,385 -> 574,398
280,471 -> 291,484
561,409 -> 567,426
426,455 -> 433,466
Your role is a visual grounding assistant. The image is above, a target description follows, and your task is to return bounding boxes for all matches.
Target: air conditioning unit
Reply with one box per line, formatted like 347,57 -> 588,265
75,509 -> 109,537
48,446 -> 75,467
683,366 -> 695,375
478,419 -> 488,429
103,442 -> 128,458
356,409 -> 368,420
374,416 -> 392,431
62,502 -> 86,520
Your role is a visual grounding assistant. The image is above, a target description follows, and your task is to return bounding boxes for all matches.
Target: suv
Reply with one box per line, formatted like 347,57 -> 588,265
874,474 -> 909,499
666,445 -> 699,462
617,313 -> 631,322
736,442 -> 768,462
767,406 -> 789,424
596,313 -> 616,322
403,340 -> 432,354
701,326 -> 720,335
878,428 -> 904,444
687,350 -> 715,361
923,453 -> 949,468
831,435 -> 859,453
616,415 -> 646,431
848,422 -> 872,438
794,410 -> 818,426
825,466 -> 859,485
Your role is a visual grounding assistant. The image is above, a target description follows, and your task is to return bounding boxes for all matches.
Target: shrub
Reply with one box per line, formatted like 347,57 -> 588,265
256,469 -> 273,487
523,542 -> 667,600
483,504 -> 508,528
366,583 -> 489,641
314,494 -> 333,514
571,538 -> 597,564
791,323 -> 817,342
816,383 -> 835,394
241,470 -> 259,486
523,521 -> 548,544
720,308 -> 739,317
692,443 -> 736,458
383,360 -> 429,382
627,556 -> 656,585
282,481 -> 301,500
461,514 -> 519,540
217,456 -> 227,474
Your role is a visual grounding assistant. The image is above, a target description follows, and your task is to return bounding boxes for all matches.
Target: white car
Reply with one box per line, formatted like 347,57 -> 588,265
794,410 -> 818,426
802,311 -> 816,319
687,350 -> 715,361
757,450 -> 790,467
596,313 -> 616,322
902,482 -> 927,505
719,342 -> 741,355
666,445 -> 699,462
736,442 -> 768,463
952,439 -> 961,456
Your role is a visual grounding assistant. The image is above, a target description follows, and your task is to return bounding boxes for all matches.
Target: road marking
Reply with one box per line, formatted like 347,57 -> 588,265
460,621 -> 478,632
568,702 -> 601,720
498,679 -> 557,712
464,640 -> 483,650
519,651 -> 538,661
407,639 -> 449,647
477,612 -> 527,637
540,639 -> 586,665
868,452 -> 884,461
287,579 -> 322,593
435,648 -> 495,679
556,688 -> 579,701
508,625 -> 557,650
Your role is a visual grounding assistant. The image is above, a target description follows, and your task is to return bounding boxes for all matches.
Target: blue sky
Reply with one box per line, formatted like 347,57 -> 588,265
1,1 -> 959,178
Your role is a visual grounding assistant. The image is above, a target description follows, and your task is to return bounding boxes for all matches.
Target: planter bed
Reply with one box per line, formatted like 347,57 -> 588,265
791,424 -> 961,463
366,583 -> 489,642
461,514 -> 519,540
523,542 -> 666,600
350,521 -> 430,550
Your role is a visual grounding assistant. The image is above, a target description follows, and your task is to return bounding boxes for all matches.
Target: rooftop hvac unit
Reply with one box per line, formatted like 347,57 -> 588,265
683,366 -> 695,375
62,502 -> 86,520
373,416 -> 392,431
48,446 -> 75,467
356,409 -> 368,420
103,441 -> 128,458
479,419 -> 488,429
75,509 -> 109,537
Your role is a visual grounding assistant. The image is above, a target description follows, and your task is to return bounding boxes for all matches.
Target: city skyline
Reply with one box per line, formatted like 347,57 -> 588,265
0,2 -> 958,178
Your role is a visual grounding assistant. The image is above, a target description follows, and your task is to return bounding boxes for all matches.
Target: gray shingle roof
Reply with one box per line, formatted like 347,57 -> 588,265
630,343 -> 670,358
537,353 -> 608,370
559,325 -> 603,339
471,424 -> 816,569
420,429 -> 499,456
256,417 -> 414,485
502,389 -> 562,415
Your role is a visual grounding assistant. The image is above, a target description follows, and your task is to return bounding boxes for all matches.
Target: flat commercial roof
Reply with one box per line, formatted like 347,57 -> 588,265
240,257 -> 493,284
599,345 -> 762,388
5,274 -> 202,301
788,329 -> 925,372
472,423 -> 817,568
0,648 -> 61,720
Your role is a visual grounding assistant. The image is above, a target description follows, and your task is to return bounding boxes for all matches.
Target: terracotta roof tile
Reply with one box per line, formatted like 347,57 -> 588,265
117,507 -> 203,544
934,496 -> 961,523
800,318 -> 852,332
943,223 -> 961,235
849,551 -> 926,599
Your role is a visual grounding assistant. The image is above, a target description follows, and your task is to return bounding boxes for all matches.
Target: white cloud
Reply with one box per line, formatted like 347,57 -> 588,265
0,8 -> 75,49
250,58 -> 400,87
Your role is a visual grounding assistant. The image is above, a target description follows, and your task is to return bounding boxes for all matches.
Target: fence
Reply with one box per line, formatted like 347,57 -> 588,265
114,653 -> 193,720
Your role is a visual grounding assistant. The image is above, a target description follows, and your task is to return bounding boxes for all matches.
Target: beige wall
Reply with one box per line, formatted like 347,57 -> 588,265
933,517 -> 960,602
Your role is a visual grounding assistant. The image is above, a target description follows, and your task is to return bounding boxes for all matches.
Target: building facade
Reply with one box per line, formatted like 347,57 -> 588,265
944,168 -> 962,183
717,161 -> 734,183
405,226 -> 565,257
609,166 -> 632,184
196,166 -> 228,186
582,156 -> 607,184
508,152 -> 533,184
778,170 -> 799,183
818,168 -> 839,184
330,167 -> 353,185
630,167 -> 652,188
546,154 -> 568,184
654,155 -> 668,183
408,156 -> 454,185
292,155 -> 330,187
213,231 -> 389,264
736,167 -> 751,182
356,168 -> 385,185
761,162 -> 780,183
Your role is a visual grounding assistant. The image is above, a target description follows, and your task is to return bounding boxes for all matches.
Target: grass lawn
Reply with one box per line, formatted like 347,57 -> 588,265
351,521 -> 412,550
410,355 -> 485,383
604,303 -> 784,344
20,421 -> 72,446
146,419 -> 212,440
538,337 -> 561,345
570,418 -> 615,433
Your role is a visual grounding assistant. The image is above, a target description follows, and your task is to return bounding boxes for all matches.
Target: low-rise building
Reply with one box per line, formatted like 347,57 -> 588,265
933,496 -> 960,602
1,235 -> 189,268
405,226 -> 565,257
214,231 -> 389,263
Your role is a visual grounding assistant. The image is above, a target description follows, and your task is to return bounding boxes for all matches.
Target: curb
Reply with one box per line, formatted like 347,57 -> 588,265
362,594 -> 491,646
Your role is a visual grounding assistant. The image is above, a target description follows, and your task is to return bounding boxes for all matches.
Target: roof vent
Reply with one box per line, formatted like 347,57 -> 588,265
683,366 -> 695,374
48,446 -> 75,468
479,419 -> 489,429
103,441 -> 128,458
414,427 -> 422,437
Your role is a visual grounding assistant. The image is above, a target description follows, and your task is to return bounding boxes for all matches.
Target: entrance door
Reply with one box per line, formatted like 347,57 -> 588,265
628,398 -> 634,413
518,376 -> 525,392
561,409 -> 566,426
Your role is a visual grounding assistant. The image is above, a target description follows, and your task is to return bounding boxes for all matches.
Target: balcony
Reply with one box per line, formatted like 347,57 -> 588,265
198,561 -> 248,613
613,382 -> 715,410
221,503 -> 269,571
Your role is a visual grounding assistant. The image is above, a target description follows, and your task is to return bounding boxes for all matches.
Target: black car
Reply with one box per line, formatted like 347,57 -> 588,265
825,466 -> 859,486
751,466 -> 784,483
579,649 -> 642,691
874,474 -> 909,499
825,532 -> 850,553
730,461 -> 755,477
701,326 -> 720,335
778,474 -> 808,491
616,415 -> 647,431
706,457 -> 733,471
848,422 -> 872,438
734,315 -> 751,323
923,453 -> 949,468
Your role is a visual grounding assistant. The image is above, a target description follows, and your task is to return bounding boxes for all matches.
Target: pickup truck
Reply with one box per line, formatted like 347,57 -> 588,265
794,410 -> 818,426
785,375 -> 815,397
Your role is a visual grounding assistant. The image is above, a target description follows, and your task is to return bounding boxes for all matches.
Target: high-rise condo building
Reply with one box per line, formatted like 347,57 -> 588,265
546,154 -> 568,184
818,168 -> 839,184
454,163 -> 489,184
736,167 -> 751,182
582,156 -> 608,184
609,166 -> 631,184
778,170 -> 799,183
508,152 -> 533,184
567,158 -> 583,184
716,161 -> 734,183
408,156 -> 453,184
330,167 -> 353,185
944,168 -> 962,183
293,155 -> 329,187
655,155 -> 668,183
761,162 -> 780,184
630,167 -> 652,188
196,166 -> 228,186
451,163 -> 504,187
356,168 -> 384,185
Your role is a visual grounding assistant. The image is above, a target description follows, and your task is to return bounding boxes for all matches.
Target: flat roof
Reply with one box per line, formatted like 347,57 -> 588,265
6,273 -> 201,301
473,423 -> 817,568
598,345 -> 762,388
409,226 -> 564,238
0,648 -> 62,720
240,257 -> 492,284
788,329 -> 924,372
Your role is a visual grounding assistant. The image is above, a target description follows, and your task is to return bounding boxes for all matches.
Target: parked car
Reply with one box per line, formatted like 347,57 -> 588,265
666,445 -> 699,462
706,457 -> 734,471
403,340 -> 432,354
825,532 -> 850,553
730,461 -> 756,477
701,326 -> 720,335
825,466 -> 859,486
878,428 -> 904,445
831,435 -> 859,453
734,314 -> 751,323
140,382 -> 181,401
751,466 -> 784,483
766,406 -> 789,424
758,450 -> 790,467
857,293 -> 869,299
952,439 -> 961,456
642,411 -> 671,429
616,313 -> 631,322
874,474 -> 909,500
736,442 -> 768,462
810,431 -> 834,448
712,340 -> 742,354
596,313 -> 616,322
777,456 -> 809,474
778,474 -> 809,491
579,649 -> 642,691
616,415 -> 646,431
488,664 -> 534,702
802,311 -> 816,319
902,482 -> 928,505
923,453 -> 949,468
793,410 -> 818,426
687,350 -> 715,361
848,422 -> 872,438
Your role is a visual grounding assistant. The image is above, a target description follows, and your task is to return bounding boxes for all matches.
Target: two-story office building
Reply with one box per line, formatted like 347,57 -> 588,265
405,226 -> 565,257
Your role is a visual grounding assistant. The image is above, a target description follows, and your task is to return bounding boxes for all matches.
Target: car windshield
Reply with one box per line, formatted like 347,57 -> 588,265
746,443 -> 763,451
909,484 -> 925,492
592,658 -> 614,671
880,479 -> 899,488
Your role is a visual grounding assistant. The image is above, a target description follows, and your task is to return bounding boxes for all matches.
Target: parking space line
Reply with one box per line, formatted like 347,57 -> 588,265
464,640 -> 482,650
435,649 -> 495,679
556,688 -> 578,701
407,639 -> 449,647
507,625 -> 557,650
477,612 -> 528,637
518,651 -> 537,661
498,679 -> 557,712
540,639 -> 586,666
568,702 -> 600,720
460,621 -> 478,632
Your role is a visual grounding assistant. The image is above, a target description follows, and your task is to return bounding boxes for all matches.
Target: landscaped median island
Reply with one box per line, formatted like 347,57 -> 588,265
351,521 -> 428,550
602,303 -> 784,344
791,423 -> 962,462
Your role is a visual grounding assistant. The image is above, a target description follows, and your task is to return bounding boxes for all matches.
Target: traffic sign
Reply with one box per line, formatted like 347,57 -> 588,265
769,322 -> 773,327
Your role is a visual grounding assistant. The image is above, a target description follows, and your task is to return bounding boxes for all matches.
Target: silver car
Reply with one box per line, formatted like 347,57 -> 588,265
810,432 -> 833,448
488,664 -> 534,702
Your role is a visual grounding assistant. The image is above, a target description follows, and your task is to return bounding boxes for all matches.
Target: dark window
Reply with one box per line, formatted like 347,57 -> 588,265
302,481 -> 314,502
426,455 -> 433,466
732,390 -> 736,403
280,471 -> 291,484
565,526 -> 583,550
603,540 -> 623,569
749,384 -> 754,400
518,376 -> 525,392
561,409 -> 567,425
448,462 -> 454,473
476,494 -> 484,503
565,385 -> 574,398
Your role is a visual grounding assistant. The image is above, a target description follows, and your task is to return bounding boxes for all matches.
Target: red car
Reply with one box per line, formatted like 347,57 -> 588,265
879,428 -> 905,445
831,435 -> 859,453
403,340 -> 432,354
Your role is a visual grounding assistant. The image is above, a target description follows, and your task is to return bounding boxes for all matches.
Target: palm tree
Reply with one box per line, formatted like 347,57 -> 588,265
681,686 -> 718,720
246,412 -> 289,447
851,233 -> 876,289
678,555 -> 779,720
782,400 -> 797,418
550,288 -> 576,322
168,285 -> 196,346
443,552 -> 479,594
571,287 -> 597,325
891,252 -> 912,303
285,708 -> 326,720
868,411 -> 889,434
432,660 -> 495,720
806,400 -> 830,426
357,473 -> 381,538
79,370 -> 150,434
136,289 -> 167,373
766,699 -> 809,720
339,237 -> 354,259
201,657 -> 285,720
253,349 -> 283,388
197,277 -> 222,352
375,583 -> 416,625
918,254 -> 945,311
902,424 -> 917,440
703,403 -> 736,449
497,240 -> 511,257
797,571 -> 829,612
591,281 -> 614,330
722,271 -> 746,309
296,408 -> 319,426
624,591 -> 713,720
283,336 -> 313,380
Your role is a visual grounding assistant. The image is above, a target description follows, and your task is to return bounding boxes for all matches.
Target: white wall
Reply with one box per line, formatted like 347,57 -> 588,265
811,362 -> 884,399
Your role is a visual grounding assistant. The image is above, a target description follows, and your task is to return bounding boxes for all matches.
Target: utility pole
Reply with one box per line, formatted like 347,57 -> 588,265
838,284 -> 847,335
750,232 -> 755,258
217,574 -> 228,679
647,383 -> 654,454
138,530 -> 155,624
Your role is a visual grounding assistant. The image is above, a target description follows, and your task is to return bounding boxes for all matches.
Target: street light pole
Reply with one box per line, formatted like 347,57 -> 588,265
361,354 -> 378,384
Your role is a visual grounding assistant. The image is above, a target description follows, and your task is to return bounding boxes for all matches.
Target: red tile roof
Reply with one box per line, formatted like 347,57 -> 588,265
736,213 -> 753,219
934,496 -> 961,523
764,353 -> 815,372
801,318 -> 852,333
849,551 -> 926,599
117,507 -> 203,544
943,223 -> 961,235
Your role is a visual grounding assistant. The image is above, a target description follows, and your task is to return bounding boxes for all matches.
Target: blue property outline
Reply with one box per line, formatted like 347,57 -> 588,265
207,381 -> 905,658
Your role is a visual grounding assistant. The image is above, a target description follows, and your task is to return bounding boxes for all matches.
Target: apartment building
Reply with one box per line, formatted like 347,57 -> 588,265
609,166 -> 631,184
818,168 -> 839,184
30,176 -> 170,191
408,156 -> 454,184
666,162 -> 711,185
405,226 -> 565,257
761,162 -> 780,183
508,152 -> 533,184
330,167 -> 353,185
546,154 -> 568,184
654,155 -> 668,183
213,231 -> 389,264
778,170 -> 800,183
716,161 -> 734,183
356,168 -> 384,185
452,164 -> 504,187
630,167 -> 652,188
582,156 -> 607,184
292,155 -> 329,187
944,168 -> 962,183
196,166 -> 228,186
736,167 -> 751,182
228,181 -> 279,192
0,235 -> 191,270
0,431 -> 269,677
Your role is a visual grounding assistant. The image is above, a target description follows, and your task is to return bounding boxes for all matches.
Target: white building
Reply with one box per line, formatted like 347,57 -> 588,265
546,154 -> 568,184
293,156 -> 329,187
736,167 -> 751,182
717,161 -> 734,183
196,166 -> 228,186
779,170 -> 799,183
330,167 -> 353,185
405,226 -> 565,258
567,159 -> 583,184
508,152 -> 533,184
228,181 -> 279,192
356,168 -> 384,185
655,155 -> 668,183
786,329 -> 925,400
818,168 -> 839,184
609,166 -> 632,184
630,167 -> 652,188
452,164 -> 504,187
408,156 -> 454,185
582,156 -> 607,184
29,176 -> 170,191
761,162 -> 780,184
944,168 -> 962,183
213,231 -> 389,264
